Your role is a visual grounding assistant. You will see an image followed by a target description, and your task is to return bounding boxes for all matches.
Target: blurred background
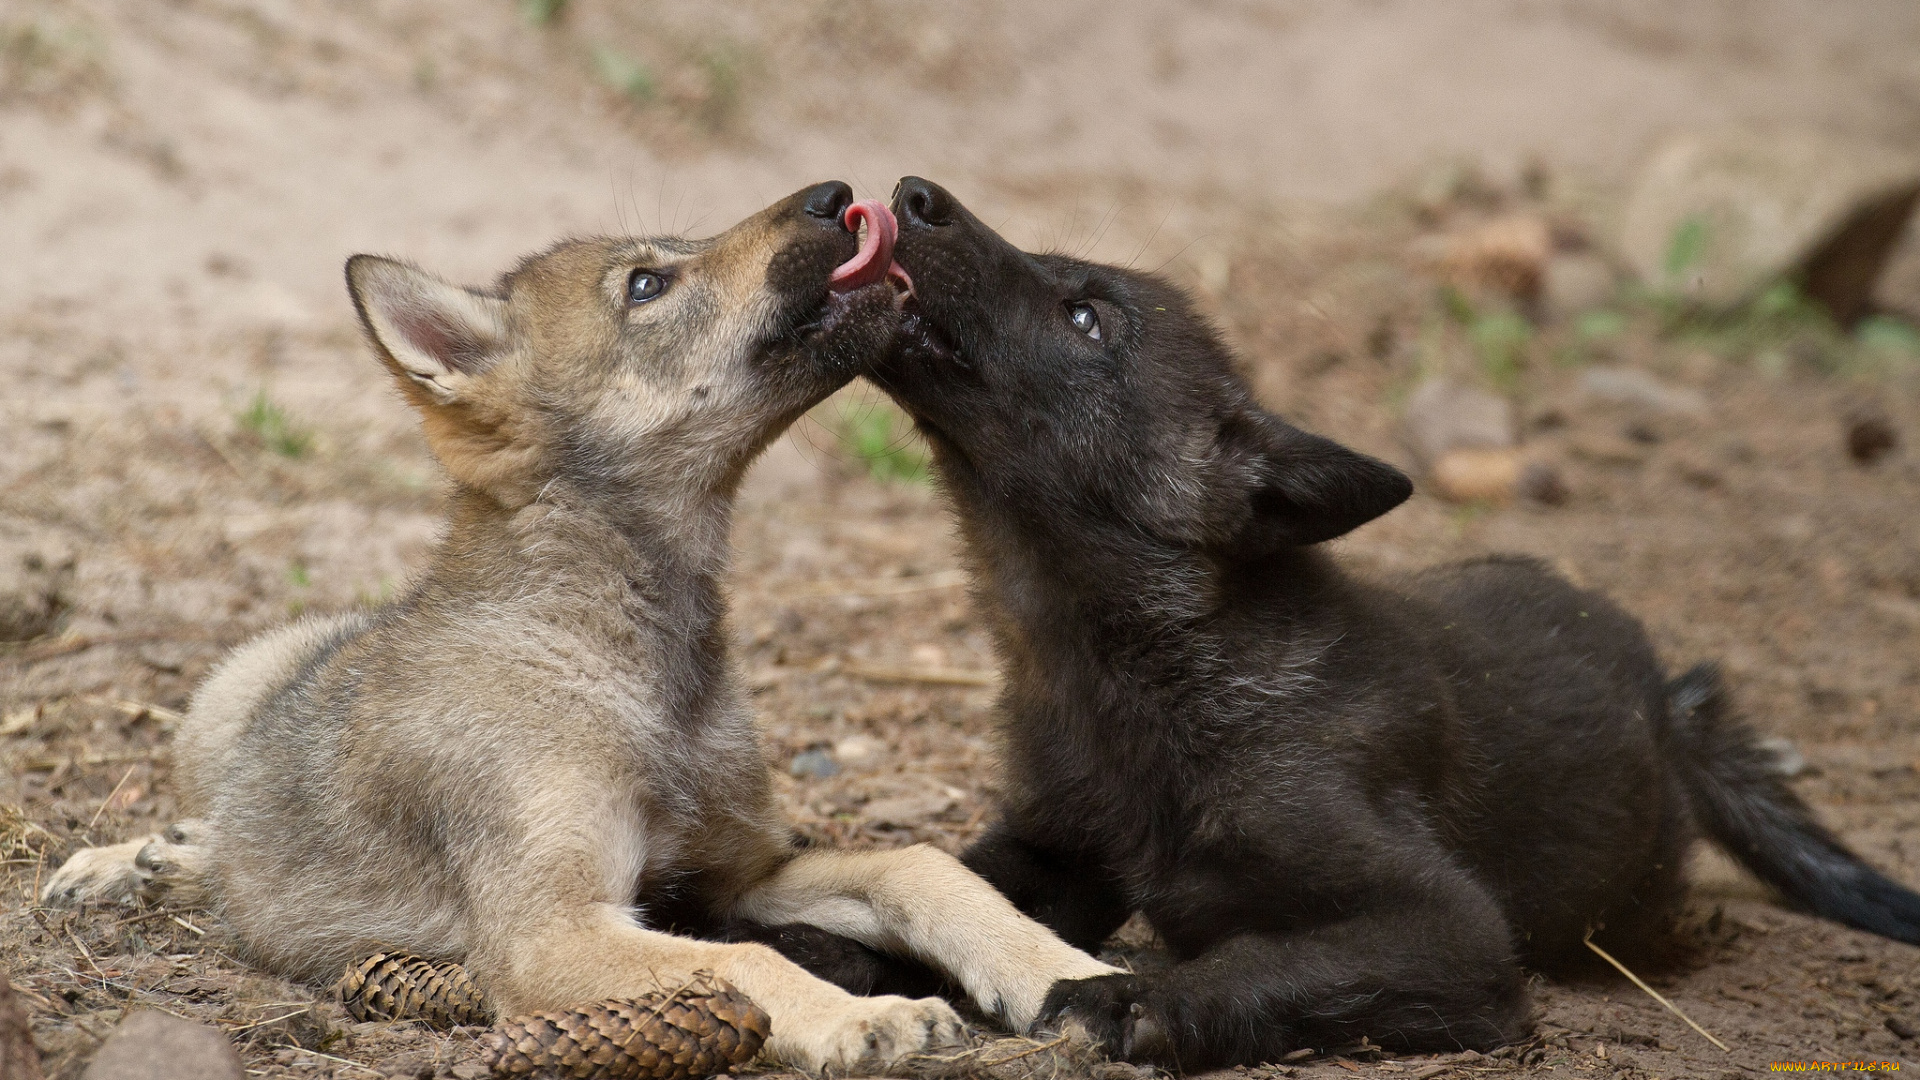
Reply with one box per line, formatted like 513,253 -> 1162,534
3,2 -> 1920,1077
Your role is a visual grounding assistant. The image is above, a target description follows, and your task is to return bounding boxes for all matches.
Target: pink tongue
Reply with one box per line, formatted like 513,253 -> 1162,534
829,200 -> 901,293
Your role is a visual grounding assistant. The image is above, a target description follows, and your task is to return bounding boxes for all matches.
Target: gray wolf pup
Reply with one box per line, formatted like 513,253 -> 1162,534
861,176 -> 1920,1069
43,182 -> 1114,1073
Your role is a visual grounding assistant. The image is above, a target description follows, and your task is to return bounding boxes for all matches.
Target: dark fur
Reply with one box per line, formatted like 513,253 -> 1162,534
861,177 -> 1920,1069
711,921 -> 952,1001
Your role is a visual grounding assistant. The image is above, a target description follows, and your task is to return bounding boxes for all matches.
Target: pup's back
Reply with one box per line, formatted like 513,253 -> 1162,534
1396,556 -> 1690,962
173,613 -> 370,816
1406,553 -> 1920,958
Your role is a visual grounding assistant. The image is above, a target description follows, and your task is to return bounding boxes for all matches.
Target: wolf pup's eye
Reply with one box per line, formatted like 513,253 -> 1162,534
627,270 -> 667,305
1067,302 -> 1102,341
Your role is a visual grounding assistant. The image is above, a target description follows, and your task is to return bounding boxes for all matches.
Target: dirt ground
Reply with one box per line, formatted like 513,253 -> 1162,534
4,1 -> 1920,1078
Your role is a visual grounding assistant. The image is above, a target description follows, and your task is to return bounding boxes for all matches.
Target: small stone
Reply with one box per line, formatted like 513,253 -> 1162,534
860,790 -> 958,828
1579,366 -> 1709,417
787,747 -> 839,780
80,1012 -> 242,1080
830,735 -> 885,772
137,641 -> 199,676
1516,462 -> 1570,506
447,1064 -> 488,1080
1887,1016 -> 1916,1040
1845,408 -> 1899,465
1430,447 -> 1522,506
1402,379 -> 1514,466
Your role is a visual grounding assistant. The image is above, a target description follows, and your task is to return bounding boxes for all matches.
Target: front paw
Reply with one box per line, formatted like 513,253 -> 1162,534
775,994 -> 967,1074
41,839 -> 158,908
1038,973 -> 1174,1063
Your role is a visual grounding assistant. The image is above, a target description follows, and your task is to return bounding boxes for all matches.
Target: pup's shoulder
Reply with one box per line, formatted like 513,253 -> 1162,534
1394,554 -> 1656,672
1401,554 -> 1615,624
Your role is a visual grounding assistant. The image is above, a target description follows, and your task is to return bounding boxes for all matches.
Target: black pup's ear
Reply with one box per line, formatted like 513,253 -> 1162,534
1220,411 -> 1412,553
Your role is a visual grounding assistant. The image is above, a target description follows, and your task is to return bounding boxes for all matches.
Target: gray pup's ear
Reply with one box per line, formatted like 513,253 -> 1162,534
345,255 -> 507,404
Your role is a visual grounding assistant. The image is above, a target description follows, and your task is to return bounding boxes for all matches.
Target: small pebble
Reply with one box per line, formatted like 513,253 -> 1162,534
1430,447 -> 1520,505
788,747 -> 839,780
831,734 -> 885,771
1579,366 -> 1708,417
80,1012 -> 243,1080
1846,410 -> 1899,465
1402,379 -> 1514,465
861,789 -> 958,828
1518,462 -> 1570,506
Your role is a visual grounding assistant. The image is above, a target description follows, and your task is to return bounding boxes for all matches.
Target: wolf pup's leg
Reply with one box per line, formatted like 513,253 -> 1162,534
478,902 -> 964,1074
43,618 -> 356,912
1039,871 -> 1532,1068
710,920 -> 951,999
961,823 -> 1133,953
732,844 -> 1120,1033
42,820 -> 214,909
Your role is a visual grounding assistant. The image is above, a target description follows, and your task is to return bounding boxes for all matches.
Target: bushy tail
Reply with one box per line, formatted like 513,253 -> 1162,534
1667,663 -> 1920,945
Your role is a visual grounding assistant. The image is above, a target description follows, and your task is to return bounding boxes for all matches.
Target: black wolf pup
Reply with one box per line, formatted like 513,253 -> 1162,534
868,177 -> 1920,1069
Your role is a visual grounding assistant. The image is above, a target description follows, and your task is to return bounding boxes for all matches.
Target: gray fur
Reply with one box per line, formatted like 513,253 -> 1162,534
44,185 -> 1113,1073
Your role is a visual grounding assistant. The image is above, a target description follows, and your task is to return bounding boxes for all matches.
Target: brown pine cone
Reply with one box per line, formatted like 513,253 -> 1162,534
481,973 -> 770,1080
335,952 -> 494,1029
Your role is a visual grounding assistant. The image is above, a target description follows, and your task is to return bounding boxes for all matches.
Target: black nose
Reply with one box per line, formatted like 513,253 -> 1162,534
801,181 -> 854,223
894,176 -> 955,228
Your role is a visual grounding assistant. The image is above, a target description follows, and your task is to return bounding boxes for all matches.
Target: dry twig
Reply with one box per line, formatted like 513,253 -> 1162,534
85,765 -> 138,833
2,632 -> 203,666
1583,932 -> 1730,1052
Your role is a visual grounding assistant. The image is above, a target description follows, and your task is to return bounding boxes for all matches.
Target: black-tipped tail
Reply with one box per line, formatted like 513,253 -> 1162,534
1668,663 -> 1920,945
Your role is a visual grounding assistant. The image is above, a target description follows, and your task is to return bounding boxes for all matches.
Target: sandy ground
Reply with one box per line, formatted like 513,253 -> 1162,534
3,1 -> 1920,1077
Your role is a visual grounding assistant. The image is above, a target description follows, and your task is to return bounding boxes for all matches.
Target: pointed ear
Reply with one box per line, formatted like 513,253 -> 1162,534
345,255 -> 507,403
345,255 -> 542,505
1221,411 -> 1413,553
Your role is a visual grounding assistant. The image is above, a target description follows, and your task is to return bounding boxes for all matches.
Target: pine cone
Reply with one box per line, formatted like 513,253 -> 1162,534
335,952 -> 494,1029
481,973 -> 770,1080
